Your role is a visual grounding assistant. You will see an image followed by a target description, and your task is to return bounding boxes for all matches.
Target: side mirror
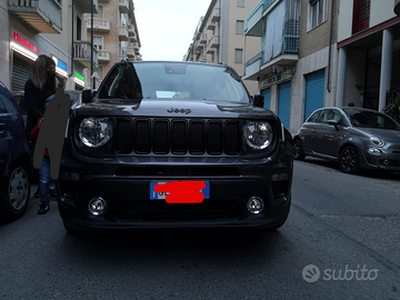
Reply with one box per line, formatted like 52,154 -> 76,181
250,94 -> 265,108
82,89 -> 93,104
327,119 -> 340,130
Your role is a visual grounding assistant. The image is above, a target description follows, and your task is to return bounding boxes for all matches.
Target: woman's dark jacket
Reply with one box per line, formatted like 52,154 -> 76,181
24,78 -> 55,137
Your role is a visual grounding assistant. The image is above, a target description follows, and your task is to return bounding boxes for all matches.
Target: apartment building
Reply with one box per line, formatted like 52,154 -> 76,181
183,0 -> 261,94
0,0 -> 102,91
86,0 -> 141,87
336,0 -> 400,119
244,0 -> 340,132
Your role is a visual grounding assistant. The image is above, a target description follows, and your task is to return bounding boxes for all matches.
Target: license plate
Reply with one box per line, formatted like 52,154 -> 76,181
150,181 -> 210,200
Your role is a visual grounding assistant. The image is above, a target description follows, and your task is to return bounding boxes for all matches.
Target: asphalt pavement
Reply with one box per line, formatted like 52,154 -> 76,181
0,160 -> 399,299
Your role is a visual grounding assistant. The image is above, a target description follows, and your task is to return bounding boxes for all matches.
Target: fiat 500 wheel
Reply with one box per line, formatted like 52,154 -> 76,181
339,146 -> 360,174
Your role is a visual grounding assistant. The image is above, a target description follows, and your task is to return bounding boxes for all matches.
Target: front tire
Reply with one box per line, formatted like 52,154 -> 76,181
339,146 -> 360,174
0,162 -> 31,222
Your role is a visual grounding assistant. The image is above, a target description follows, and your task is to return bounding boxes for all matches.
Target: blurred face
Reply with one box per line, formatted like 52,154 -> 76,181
46,64 -> 56,77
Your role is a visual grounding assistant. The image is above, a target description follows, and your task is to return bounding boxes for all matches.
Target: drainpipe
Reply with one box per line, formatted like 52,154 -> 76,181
327,0 -> 335,93
71,0 -> 74,79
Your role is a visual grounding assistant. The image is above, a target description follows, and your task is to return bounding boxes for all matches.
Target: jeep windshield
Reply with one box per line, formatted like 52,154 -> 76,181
97,62 -> 249,103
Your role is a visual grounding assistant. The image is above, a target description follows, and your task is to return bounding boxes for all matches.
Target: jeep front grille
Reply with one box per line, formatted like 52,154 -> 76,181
115,119 -> 241,155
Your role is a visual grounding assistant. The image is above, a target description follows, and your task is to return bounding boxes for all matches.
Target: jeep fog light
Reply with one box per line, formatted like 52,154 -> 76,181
247,197 -> 264,215
243,121 -> 273,150
88,197 -> 107,216
79,117 -> 112,148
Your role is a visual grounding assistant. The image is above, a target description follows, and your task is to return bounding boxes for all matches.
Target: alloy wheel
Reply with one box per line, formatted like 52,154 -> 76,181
8,167 -> 30,211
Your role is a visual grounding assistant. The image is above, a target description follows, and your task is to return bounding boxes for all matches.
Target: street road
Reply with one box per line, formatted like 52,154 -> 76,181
0,160 -> 399,299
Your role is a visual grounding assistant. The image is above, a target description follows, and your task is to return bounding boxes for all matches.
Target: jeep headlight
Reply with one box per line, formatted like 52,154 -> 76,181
243,121 -> 273,150
79,117 -> 112,148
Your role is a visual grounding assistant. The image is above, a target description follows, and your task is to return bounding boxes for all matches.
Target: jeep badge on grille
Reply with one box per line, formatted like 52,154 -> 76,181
167,108 -> 192,114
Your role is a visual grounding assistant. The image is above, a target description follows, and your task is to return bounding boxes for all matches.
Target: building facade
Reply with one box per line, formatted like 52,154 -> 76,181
244,0 -> 339,133
0,0 -> 141,93
336,0 -> 400,120
86,0 -> 141,87
183,0 -> 261,94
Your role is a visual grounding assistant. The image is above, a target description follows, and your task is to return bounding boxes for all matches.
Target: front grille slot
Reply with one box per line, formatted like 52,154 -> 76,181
189,121 -> 206,154
115,119 -> 241,155
135,120 -> 151,153
115,119 -> 132,154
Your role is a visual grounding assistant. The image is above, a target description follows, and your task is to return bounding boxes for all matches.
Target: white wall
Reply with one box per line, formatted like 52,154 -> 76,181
337,0 -> 353,42
370,0 -> 396,28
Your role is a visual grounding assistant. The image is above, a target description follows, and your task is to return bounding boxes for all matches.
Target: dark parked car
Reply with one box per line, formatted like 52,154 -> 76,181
0,81 -> 32,222
293,107 -> 400,173
57,61 -> 293,233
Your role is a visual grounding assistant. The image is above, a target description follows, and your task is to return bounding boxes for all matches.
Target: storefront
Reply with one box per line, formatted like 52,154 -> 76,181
10,30 -> 38,92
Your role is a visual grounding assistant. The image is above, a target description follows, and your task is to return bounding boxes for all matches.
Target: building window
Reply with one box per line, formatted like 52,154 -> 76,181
237,0 -> 245,7
236,20 -> 244,34
352,0 -> 370,34
93,36 -> 103,51
235,49 -> 243,63
308,0 -> 327,30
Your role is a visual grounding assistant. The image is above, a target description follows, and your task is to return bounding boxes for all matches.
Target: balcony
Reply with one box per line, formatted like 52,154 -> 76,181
211,8 -> 220,22
128,24 -> 135,36
207,21 -> 216,30
126,47 -> 135,58
98,50 -> 110,63
244,51 -> 263,80
208,35 -> 219,48
75,0 -> 98,13
86,18 -> 111,32
119,0 -> 129,13
199,33 -> 207,44
8,0 -> 62,34
245,0 -> 276,36
119,26 -> 129,41
73,41 -> 98,68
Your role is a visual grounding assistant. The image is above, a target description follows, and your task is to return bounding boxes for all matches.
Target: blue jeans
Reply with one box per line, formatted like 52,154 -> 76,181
39,156 -> 53,205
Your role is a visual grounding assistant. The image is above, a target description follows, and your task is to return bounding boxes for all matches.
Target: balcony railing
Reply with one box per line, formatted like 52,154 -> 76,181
245,0 -> 276,36
119,26 -> 129,41
98,50 -> 110,62
73,41 -> 98,68
86,18 -> 111,32
244,51 -> 263,78
8,0 -> 62,34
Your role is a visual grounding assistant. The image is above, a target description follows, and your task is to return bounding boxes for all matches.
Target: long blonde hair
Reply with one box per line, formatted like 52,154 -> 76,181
31,55 -> 55,90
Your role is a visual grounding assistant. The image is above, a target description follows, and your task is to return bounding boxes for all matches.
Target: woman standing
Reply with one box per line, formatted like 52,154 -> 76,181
25,55 -> 56,137
24,55 -> 56,214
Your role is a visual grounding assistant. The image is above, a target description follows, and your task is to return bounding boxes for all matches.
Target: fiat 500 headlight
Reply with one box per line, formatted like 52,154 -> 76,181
370,136 -> 385,148
78,117 -> 112,148
243,121 -> 273,150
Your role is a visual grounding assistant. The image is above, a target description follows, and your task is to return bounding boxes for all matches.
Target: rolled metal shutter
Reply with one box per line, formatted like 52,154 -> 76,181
305,69 -> 325,121
262,87 -> 271,109
12,55 -> 33,93
278,81 -> 291,128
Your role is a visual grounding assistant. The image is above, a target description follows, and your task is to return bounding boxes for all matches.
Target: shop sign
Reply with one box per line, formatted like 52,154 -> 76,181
12,31 -> 38,53
75,71 -> 85,81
